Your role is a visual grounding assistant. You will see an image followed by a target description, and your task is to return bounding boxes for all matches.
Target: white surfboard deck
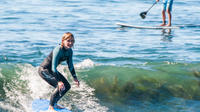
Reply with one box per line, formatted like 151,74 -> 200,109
32,99 -> 71,112
116,22 -> 180,29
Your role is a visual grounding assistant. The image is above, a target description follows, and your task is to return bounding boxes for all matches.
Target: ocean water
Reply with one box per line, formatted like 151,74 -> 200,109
0,0 -> 200,112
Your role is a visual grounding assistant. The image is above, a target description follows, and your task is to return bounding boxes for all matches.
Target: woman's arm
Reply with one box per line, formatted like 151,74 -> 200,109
67,49 -> 80,86
52,46 -> 61,81
67,49 -> 77,79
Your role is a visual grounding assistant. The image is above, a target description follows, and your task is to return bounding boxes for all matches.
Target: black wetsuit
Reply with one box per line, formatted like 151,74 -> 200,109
38,45 -> 77,106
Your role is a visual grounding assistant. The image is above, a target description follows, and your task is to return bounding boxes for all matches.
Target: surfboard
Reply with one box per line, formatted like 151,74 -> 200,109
116,22 -> 180,29
32,99 -> 71,112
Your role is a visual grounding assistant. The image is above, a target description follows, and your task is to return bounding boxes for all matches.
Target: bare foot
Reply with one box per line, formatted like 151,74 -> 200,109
165,24 -> 171,27
54,104 -> 65,109
160,23 -> 166,26
48,106 -> 58,112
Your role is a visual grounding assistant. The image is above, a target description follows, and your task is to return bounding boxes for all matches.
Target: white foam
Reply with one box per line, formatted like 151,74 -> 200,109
2,64 -> 33,112
75,58 -> 95,69
18,64 -> 51,98
58,61 -> 109,111
69,81 -> 109,112
11,62 -> 108,112
17,64 -> 52,112
0,102 -> 22,112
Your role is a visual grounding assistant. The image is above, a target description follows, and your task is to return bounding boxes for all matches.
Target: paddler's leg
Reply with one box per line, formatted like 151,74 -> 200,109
166,0 -> 173,26
160,10 -> 166,26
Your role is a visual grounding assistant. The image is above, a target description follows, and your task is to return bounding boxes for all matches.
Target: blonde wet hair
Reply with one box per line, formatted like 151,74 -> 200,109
61,32 -> 75,48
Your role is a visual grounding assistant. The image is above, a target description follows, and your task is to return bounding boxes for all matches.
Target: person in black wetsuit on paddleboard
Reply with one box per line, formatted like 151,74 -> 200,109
38,32 -> 80,112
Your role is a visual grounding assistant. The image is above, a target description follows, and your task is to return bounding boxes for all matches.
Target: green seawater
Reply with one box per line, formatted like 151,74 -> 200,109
80,62 -> 200,103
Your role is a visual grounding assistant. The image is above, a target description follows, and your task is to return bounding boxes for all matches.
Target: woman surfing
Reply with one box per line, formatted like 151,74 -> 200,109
38,32 -> 80,112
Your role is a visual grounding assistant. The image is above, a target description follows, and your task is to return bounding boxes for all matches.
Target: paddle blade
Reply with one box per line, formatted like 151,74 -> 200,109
140,12 -> 147,19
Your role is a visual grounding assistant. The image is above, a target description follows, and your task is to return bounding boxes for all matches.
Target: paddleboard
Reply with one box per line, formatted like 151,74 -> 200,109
32,99 -> 71,112
116,22 -> 180,29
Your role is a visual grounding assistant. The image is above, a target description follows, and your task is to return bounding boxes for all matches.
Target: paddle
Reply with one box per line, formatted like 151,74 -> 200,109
140,1 -> 157,19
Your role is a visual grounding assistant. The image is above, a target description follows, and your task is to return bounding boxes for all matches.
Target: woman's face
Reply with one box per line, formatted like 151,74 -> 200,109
63,38 -> 74,49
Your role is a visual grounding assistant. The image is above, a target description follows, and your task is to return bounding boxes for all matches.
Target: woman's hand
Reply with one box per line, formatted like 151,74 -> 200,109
74,78 -> 80,87
58,81 -> 65,91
